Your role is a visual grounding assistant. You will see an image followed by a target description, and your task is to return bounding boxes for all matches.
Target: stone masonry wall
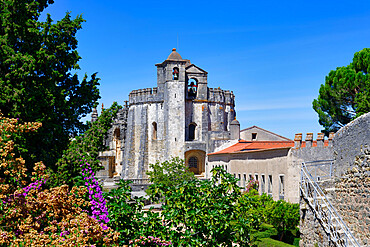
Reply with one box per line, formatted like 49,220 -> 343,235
331,112 -> 370,246
333,112 -> 370,177
333,149 -> 370,246
299,112 -> 370,246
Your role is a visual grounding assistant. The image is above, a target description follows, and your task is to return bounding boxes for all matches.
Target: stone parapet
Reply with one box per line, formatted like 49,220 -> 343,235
208,88 -> 235,105
129,87 -> 163,104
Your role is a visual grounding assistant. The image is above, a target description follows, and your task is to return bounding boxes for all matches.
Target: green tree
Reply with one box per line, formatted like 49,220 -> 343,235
104,180 -> 169,245
152,167 -> 250,246
266,200 -> 299,242
313,48 -> 370,134
146,157 -> 195,199
51,102 -> 122,187
0,0 -> 100,169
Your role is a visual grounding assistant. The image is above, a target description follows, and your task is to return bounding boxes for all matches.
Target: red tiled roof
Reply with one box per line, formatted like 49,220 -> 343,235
208,140 -> 294,155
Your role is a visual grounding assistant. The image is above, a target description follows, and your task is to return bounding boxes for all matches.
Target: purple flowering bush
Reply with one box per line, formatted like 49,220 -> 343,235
0,114 -> 120,246
80,158 -> 110,229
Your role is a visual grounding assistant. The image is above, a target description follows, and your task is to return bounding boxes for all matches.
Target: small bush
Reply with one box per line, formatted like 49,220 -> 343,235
258,238 -> 295,247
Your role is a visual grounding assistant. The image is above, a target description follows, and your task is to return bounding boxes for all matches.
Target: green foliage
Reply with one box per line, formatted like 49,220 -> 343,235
251,223 -> 278,240
237,185 -> 299,245
146,157 -> 195,199
104,180 -> 169,245
266,200 -> 299,241
237,189 -> 274,231
104,162 -> 300,247
0,0 -> 100,169
257,238 -> 295,247
50,102 -> 122,187
313,48 -> 370,134
154,167 -> 250,246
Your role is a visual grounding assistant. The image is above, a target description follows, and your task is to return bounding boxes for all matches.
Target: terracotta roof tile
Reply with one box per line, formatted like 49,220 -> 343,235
208,140 -> 294,155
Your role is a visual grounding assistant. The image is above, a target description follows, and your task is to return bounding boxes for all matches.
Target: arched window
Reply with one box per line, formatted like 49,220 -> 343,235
188,156 -> 198,168
152,122 -> 157,140
187,78 -> 198,98
173,67 -> 179,80
114,128 -> 120,139
189,123 -> 196,141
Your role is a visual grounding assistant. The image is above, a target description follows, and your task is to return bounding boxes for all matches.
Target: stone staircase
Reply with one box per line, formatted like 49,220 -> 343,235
300,161 -> 360,247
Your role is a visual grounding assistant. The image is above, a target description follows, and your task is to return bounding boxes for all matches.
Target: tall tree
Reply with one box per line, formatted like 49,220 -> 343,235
0,0 -> 100,169
313,48 -> 370,134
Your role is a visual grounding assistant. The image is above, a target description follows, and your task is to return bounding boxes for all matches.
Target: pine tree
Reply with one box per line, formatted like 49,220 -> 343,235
313,48 -> 370,134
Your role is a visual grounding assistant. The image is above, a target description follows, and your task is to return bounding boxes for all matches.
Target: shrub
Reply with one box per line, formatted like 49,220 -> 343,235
0,113 -> 119,246
129,236 -> 172,246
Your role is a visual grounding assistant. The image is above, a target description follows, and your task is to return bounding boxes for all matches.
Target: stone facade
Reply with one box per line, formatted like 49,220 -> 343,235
332,151 -> 370,246
299,112 -> 370,246
331,113 -> 370,246
97,49 -> 237,180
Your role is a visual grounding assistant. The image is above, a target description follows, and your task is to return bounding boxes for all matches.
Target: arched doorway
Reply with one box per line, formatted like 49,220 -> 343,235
185,150 -> 206,176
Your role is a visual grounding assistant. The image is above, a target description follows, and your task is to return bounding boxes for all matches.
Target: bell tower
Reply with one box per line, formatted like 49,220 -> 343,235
155,48 -> 188,159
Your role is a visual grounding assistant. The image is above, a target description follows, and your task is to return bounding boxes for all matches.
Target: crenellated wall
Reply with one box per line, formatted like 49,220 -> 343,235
299,113 -> 370,246
128,87 -> 163,105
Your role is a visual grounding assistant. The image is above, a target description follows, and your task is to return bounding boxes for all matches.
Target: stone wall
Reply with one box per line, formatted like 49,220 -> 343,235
330,112 -> 370,246
332,149 -> 370,246
299,112 -> 370,246
333,112 -> 370,177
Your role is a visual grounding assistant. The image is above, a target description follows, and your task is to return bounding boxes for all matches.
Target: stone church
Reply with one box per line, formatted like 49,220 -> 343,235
95,48 -> 240,180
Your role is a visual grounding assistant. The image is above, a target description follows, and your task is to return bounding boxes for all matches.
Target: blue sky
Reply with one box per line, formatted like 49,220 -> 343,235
41,0 -> 370,139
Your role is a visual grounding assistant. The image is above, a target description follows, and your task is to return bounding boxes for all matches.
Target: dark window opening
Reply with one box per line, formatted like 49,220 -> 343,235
189,157 -> 198,168
152,122 -> 157,140
252,133 -> 257,141
189,123 -> 196,141
114,128 -> 120,139
173,67 -> 179,80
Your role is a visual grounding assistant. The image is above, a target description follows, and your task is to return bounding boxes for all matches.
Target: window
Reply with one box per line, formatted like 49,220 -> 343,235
188,157 -> 198,168
187,78 -> 198,98
243,174 -> 247,190
255,174 -> 259,191
279,175 -> 285,200
152,122 -> 157,140
249,174 -> 253,182
261,175 -> 265,194
189,123 -> 196,141
252,133 -> 257,141
173,67 -> 179,80
238,174 -> 241,187
268,175 -> 273,196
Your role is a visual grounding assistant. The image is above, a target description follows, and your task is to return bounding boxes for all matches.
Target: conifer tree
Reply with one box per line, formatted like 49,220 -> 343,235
313,48 -> 370,134
0,0 -> 100,169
